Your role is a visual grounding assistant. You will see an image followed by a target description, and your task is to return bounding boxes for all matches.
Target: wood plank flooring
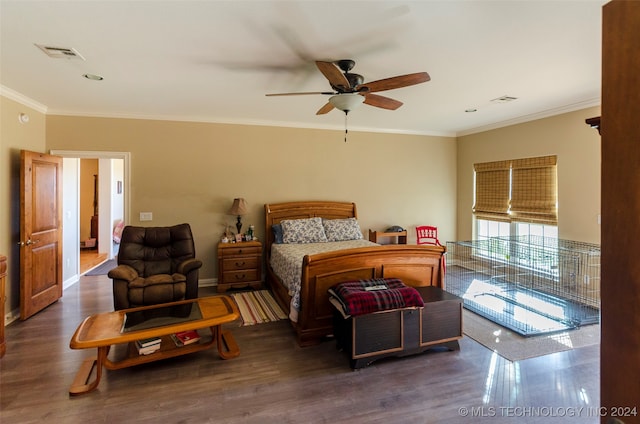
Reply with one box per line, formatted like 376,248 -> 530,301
80,250 -> 108,275
0,275 -> 600,423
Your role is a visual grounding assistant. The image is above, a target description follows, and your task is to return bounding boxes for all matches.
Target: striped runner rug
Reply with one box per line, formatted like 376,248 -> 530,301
231,290 -> 287,326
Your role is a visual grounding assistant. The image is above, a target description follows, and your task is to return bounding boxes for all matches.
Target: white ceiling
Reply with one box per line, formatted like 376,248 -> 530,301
0,0 -> 605,136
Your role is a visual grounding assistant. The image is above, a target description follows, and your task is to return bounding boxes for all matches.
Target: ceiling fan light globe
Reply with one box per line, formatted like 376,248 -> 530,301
329,94 -> 364,112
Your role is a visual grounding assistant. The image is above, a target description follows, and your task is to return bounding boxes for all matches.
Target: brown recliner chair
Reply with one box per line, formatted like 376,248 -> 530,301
108,223 -> 203,310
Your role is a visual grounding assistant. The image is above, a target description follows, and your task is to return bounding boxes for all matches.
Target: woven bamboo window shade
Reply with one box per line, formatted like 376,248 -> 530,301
473,160 -> 511,220
510,155 -> 557,223
473,155 -> 557,224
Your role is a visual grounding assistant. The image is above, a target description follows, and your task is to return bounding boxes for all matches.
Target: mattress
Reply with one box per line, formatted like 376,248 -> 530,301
270,239 -> 377,321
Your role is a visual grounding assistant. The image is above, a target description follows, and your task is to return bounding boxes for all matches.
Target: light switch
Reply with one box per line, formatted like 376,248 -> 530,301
140,212 -> 153,221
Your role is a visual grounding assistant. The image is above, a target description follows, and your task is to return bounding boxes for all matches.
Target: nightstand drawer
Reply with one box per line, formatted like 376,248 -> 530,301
219,246 -> 261,257
222,256 -> 259,271
222,269 -> 259,283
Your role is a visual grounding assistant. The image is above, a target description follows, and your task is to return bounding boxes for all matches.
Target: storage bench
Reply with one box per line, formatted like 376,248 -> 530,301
331,285 -> 463,369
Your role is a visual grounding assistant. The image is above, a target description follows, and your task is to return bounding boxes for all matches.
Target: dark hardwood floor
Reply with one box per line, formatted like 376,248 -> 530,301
0,275 -> 600,423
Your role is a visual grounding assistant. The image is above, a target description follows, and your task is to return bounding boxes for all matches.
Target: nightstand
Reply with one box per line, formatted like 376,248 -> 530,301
217,240 -> 262,293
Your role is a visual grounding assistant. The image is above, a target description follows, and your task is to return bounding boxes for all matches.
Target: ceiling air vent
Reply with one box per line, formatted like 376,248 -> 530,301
490,95 -> 518,104
35,44 -> 85,60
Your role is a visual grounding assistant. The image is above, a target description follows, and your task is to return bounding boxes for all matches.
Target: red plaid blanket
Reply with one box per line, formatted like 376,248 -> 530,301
328,278 -> 424,316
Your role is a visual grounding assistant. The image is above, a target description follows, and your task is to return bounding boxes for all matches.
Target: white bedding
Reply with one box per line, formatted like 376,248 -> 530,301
269,239 -> 378,321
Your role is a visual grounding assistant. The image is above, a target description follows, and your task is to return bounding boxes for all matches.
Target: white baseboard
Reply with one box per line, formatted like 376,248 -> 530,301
63,275 -> 80,290
199,277 -> 217,288
4,307 -> 20,326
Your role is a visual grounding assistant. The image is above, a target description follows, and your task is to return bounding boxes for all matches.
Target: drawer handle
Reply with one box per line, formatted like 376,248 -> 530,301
235,261 -> 246,267
235,274 -> 246,280
238,249 -> 243,254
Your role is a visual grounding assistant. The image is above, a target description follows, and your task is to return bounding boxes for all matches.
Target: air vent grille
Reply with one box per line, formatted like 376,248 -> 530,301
491,95 -> 518,103
35,44 -> 85,60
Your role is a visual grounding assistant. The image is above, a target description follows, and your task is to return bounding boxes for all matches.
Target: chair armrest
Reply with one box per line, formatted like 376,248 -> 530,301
177,258 -> 203,275
107,264 -> 138,282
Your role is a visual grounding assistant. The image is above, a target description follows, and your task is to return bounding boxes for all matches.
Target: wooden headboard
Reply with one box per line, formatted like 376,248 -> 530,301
264,201 -> 357,256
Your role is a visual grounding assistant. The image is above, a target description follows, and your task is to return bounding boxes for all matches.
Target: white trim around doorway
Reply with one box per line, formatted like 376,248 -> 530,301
50,150 -> 131,225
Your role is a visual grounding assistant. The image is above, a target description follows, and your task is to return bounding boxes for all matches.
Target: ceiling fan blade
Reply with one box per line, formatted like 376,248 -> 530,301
363,93 -> 403,110
316,102 -> 335,115
358,72 -> 430,93
316,61 -> 351,91
266,91 -> 334,96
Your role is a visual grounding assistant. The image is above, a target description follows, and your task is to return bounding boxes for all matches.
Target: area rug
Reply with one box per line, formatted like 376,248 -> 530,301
231,290 -> 287,326
463,309 -> 600,362
85,259 -> 117,276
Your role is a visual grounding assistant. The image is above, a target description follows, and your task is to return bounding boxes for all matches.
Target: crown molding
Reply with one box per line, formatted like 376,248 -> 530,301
0,85 -> 48,114
45,109 -> 457,138
456,98 -> 601,137
3,84 -> 596,139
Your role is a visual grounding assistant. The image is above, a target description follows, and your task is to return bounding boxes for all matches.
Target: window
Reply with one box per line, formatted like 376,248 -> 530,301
473,155 -> 557,224
515,222 -> 558,240
509,156 -> 558,223
473,156 -> 558,271
473,160 -> 510,221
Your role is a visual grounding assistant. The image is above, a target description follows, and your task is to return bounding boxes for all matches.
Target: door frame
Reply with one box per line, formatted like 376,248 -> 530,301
50,150 -> 131,285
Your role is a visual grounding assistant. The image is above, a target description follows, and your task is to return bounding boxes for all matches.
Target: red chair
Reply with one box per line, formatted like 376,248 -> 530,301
416,225 -> 441,246
416,225 -> 446,277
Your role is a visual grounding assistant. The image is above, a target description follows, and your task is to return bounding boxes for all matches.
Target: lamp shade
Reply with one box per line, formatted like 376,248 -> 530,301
329,93 -> 365,112
228,198 -> 248,216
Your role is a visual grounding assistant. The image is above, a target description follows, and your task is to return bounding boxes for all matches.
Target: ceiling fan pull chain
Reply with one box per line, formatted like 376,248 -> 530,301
344,112 -> 348,142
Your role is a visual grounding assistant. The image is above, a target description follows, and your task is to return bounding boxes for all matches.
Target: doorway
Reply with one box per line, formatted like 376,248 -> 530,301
79,160 -> 105,274
50,150 -> 130,287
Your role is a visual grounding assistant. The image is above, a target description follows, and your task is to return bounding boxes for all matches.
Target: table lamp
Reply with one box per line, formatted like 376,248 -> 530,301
228,198 -> 248,234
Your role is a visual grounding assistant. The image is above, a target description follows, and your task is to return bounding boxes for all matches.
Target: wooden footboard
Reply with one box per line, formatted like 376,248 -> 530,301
296,244 -> 445,346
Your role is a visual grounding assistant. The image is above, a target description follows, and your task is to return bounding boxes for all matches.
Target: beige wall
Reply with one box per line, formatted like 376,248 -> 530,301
1,100 -> 601,317
456,106 -> 602,244
45,115 -> 458,280
0,96 -> 47,316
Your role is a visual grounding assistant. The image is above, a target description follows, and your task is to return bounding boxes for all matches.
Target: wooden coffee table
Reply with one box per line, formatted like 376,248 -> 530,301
69,296 -> 240,395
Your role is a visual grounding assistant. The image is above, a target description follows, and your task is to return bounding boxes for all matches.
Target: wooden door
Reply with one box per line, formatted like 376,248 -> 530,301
19,150 -> 63,320
601,1 -> 640,420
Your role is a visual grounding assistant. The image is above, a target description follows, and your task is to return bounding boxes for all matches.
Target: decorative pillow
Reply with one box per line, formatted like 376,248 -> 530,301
272,224 -> 284,244
281,217 -> 328,244
113,220 -> 125,244
323,218 -> 363,242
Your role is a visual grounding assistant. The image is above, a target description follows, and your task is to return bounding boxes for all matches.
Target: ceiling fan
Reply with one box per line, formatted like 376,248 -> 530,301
266,59 -> 431,115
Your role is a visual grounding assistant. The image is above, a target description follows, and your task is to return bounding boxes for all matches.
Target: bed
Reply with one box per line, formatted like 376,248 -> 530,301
264,200 -> 446,346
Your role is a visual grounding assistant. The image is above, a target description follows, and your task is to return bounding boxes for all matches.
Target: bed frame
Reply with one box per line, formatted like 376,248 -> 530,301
264,201 -> 446,346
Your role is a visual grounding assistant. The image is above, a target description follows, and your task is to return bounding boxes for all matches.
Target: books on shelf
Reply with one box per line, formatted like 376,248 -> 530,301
137,336 -> 161,348
135,337 -> 161,355
171,330 -> 201,347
